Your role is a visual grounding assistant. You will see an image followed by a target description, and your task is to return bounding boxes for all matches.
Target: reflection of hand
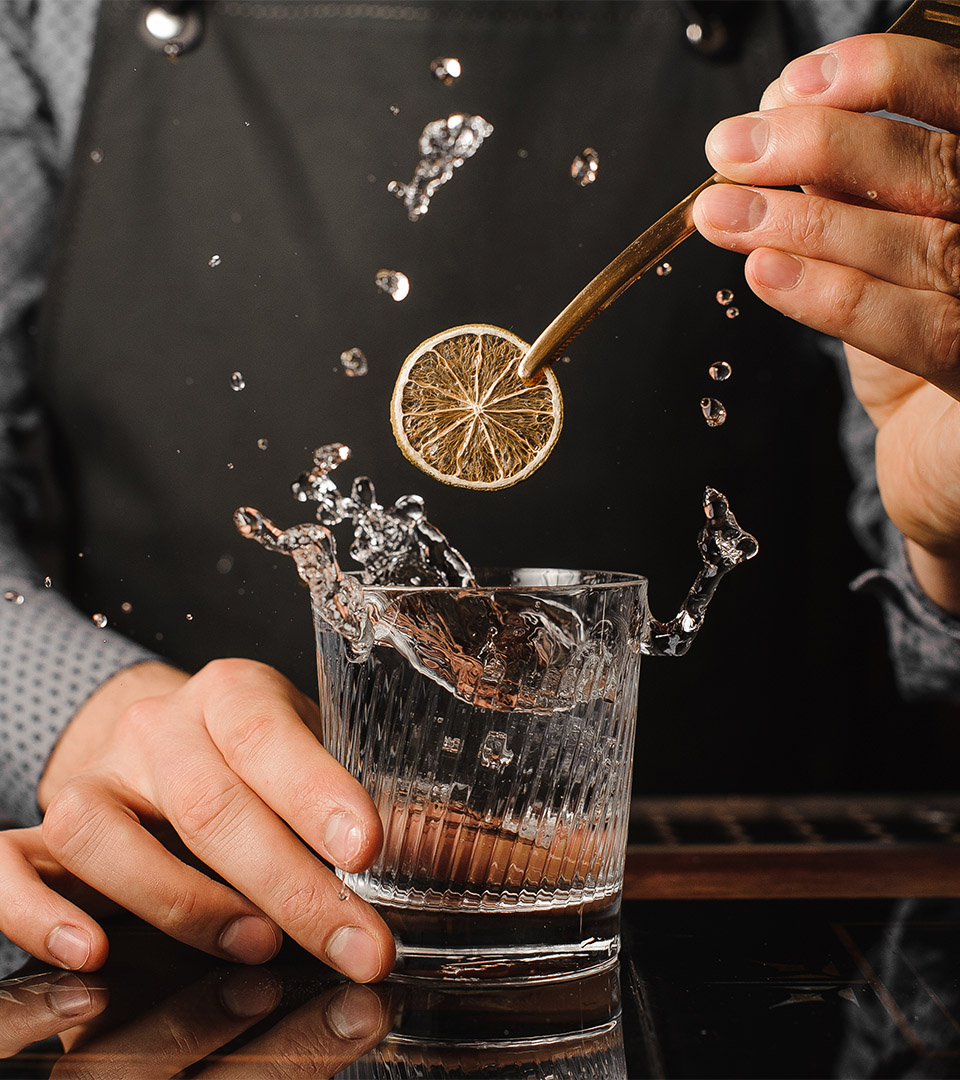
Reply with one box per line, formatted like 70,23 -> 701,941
4,659 -> 393,981
693,34 -> 960,613
0,970 -> 107,1059
0,958 -> 391,1077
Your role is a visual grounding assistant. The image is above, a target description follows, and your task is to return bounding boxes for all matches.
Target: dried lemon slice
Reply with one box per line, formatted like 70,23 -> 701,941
391,324 -> 563,490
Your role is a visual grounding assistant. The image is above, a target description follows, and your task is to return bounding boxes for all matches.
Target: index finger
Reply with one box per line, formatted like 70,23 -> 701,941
759,33 -> 960,130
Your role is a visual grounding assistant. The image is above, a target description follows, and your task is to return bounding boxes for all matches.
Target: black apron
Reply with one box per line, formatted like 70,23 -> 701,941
35,0 -> 949,793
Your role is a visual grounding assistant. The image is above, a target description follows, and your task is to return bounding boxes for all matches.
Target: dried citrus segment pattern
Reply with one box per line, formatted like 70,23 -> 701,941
391,324 -> 563,490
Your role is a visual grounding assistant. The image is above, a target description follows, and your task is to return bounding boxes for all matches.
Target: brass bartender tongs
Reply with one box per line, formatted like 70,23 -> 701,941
518,0 -> 960,382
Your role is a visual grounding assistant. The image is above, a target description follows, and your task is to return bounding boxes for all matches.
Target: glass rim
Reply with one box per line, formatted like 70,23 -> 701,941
334,566 -> 648,594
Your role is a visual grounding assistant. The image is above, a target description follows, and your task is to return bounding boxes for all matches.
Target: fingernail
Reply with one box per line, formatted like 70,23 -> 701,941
46,925 -> 91,970
324,811 -> 365,868
46,974 -> 92,1017
782,51 -> 837,96
708,116 -> 768,163
326,926 -> 383,983
327,983 -> 383,1040
700,186 -> 767,232
753,249 -> 804,290
219,915 -> 280,964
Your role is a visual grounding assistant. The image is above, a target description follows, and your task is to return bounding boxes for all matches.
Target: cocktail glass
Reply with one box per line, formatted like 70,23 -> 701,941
316,568 -> 645,984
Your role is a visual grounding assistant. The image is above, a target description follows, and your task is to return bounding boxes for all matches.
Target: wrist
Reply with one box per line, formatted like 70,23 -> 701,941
37,661 -> 190,811
905,538 -> 960,617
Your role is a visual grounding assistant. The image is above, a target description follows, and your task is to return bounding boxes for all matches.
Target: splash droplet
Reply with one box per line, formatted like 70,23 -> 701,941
230,371 -> 245,391
389,113 -> 494,221
89,148 -> 104,164
257,438 -> 269,450
208,254 -> 222,268
571,147 -> 599,187
725,306 -> 740,319
43,576 -> 52,588
375,269 -> 410,302
388,104 -> 400,116
121,601 -> 133,613
4,590 -> 24,605
716,288 -> 734,306
701,397 -> 727,427
866,189 -> 878,200
92,612 -> 108,628
656,262 -> 672,277
227,462 -> 235,469
430,56 -> 462,85
709,361 -> 732,382
340,348 -> 369,377
216,555 -> 234,575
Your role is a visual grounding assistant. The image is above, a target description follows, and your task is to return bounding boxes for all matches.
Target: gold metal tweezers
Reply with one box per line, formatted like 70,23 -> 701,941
518,0 -> 960,381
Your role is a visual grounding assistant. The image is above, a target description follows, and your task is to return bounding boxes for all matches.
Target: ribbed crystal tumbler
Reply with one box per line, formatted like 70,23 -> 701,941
315,568 -> 646,983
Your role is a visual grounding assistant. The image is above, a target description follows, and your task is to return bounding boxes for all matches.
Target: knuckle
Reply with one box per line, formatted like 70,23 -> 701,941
159,1019 -> 206,1062
923,132 -> 960,215
42,782 -> 112,866
927,300 -> 960,381
827,275 -> 872,337
160,883 -> 205,935
272,877 -> 331,940
174,774 -> 248,848
926,219 -> 960,294
221,710 -> 276,770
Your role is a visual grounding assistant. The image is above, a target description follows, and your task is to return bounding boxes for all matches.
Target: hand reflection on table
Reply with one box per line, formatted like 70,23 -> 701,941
0,924 -> 624,1078
0,925 -> 392,1078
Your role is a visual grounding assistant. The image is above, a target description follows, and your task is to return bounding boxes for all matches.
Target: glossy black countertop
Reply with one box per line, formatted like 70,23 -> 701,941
2,894 -> 959,1079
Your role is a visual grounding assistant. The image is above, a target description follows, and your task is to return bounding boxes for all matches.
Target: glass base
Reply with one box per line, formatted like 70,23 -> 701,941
380,896 -> 621,985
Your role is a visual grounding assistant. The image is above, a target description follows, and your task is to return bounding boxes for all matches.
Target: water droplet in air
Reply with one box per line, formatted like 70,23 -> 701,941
230,371 -> 245,391
90,148 -> 104,164
216,555 -> 234,575
185,613 -> 194,621
701,397 -> 727,427
479,730 -> 514,769
866,189 -> 878,200
656,262 -> 672,277
389,114 -> 494,221
375,269 -> 410,302
340,348 -> 369,377
430,57 -> 462,85
571,147 -> 599,186
121,601 -> 133,613
208,254 -> 221,268
725,306 -> 740,319
388,104 -> 400,116
709,361 -> 732,382
716,288 -> 734,306
43,576 -> 52,588
92,612 -> 108,628
4,590 -> 24,605
227,462 -> 235,469
257,438 -> 269,450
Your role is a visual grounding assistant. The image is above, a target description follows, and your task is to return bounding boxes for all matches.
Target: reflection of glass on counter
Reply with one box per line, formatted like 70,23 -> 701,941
337,966 -> 626,1078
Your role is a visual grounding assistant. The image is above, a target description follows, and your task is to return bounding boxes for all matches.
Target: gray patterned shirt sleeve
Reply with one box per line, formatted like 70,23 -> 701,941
0,0 -> 157,827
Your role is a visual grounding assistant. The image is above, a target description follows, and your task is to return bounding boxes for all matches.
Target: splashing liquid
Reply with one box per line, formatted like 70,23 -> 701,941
571,148 -> 599,186
235,445 -> 757,702
339,348 -> 369,377
388,114 -> 494,221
